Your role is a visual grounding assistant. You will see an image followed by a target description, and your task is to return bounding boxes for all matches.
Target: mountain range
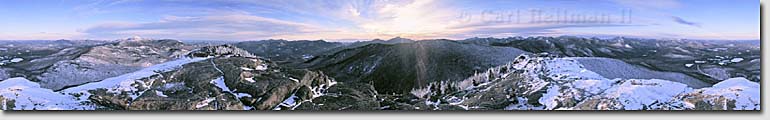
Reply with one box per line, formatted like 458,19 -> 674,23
0,36 -> 760,110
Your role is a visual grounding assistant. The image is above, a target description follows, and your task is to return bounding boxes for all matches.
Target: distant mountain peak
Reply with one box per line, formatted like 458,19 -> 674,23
387,36 -> 411,41
123,35 -> 150,41
384,37 -> 415,43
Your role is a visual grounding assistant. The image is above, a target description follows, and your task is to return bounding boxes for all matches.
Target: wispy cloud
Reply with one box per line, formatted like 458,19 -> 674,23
670,16 -> 701,27
608,0 -> 681,9
0,32 -> 83,40
71,0 -> 137,17
81,13 -> 328,40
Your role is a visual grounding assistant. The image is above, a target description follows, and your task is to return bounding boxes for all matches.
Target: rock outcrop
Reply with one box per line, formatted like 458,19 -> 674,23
188,44 -> 256,58
294,82 -> 380,110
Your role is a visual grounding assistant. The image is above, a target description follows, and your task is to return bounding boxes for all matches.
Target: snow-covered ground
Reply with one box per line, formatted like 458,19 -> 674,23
0,57 -> 210,110
463,55 -> 760,110
0,58 -> 23,66
273,94 -> 299,110
0,77 -> 91,110
573,57 -> 710,88
273,76 -> 337,110
210,76 -> 232,93
595,79 -> 694,110
9,58 -> 23,63
534,57 -> 760,110
195,97 -> 216,109
62,57 -> 209,98
696,77 -> 760,110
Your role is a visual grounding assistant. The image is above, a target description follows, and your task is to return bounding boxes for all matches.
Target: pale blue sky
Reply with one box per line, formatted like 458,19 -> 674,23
0,0 -> 759,41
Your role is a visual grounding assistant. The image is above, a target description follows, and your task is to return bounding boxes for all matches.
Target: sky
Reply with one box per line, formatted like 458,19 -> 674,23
0,0 -> 760,41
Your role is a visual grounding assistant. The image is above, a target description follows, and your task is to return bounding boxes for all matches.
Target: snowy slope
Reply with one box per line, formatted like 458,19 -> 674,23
0,57 -> 210,110
0,77 -> 90,110
62,57 -> 210,100
706,77 -> 760,109
449,54 -> 760,110
684,77 -> 760,110
585,79 -> 694,110
573,57 -> 710,88
540,57 -> 759,110
539,57 -> 760,110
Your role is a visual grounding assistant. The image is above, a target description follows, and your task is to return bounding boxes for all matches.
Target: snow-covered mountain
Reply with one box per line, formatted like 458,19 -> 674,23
37,39 -> 195,90
0,45 -> 337,110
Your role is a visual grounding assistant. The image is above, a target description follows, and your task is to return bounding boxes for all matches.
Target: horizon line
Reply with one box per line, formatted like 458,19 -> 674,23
0,35 -> 761,42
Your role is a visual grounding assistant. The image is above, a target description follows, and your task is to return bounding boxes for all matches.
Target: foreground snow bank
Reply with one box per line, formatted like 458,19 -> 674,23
0,77 -> 91,110
540,57 -> 760,110
541,57 -> 761,110
673,77 -> 760,110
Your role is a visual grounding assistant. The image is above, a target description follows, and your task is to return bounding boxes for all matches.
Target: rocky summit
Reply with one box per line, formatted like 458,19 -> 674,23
0,37 -> 760,111
391,54 -> 759,110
